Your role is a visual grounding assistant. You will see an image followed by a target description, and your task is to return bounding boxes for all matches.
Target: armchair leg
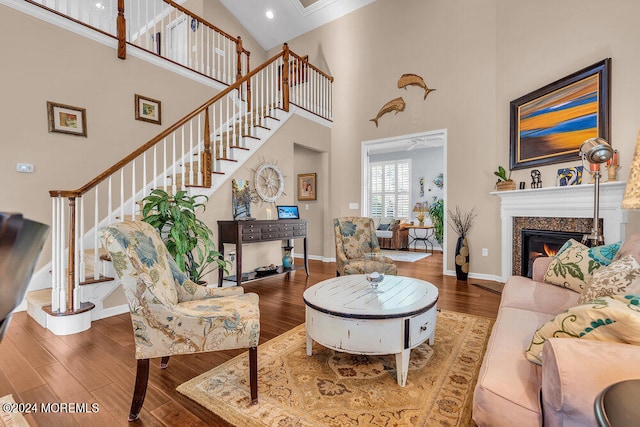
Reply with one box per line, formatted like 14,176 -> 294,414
249,347 -> 258,405
160,356 -> 170,369
128,359 -> 150,421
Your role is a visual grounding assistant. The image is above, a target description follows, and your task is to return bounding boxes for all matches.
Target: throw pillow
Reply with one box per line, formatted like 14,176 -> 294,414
543,239 -> 621,293
377,224 -> 390,231
525,294 -> 640,365
579,255 -> 640,304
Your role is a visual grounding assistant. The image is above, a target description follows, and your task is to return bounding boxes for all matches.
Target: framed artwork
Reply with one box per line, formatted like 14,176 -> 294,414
509,58 -> 611,170
47,101 -> 87,137
297,173 -> 317,201
135,94 -> 162,125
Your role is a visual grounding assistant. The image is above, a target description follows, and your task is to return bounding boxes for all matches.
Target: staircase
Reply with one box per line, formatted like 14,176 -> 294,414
16,0 -> 333,335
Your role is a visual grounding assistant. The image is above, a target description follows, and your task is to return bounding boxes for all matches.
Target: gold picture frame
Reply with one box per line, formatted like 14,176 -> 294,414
135,94 -> 162,125
47,101 -> 87,137
298,173 -> 317,201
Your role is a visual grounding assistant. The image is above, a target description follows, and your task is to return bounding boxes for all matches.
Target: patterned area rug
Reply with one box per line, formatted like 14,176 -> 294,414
380,249 -> 431,262
177,310 -> 493,427
0,395 -> 30,427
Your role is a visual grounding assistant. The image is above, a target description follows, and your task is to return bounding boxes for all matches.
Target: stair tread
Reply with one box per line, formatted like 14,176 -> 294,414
79,275 -> 115,286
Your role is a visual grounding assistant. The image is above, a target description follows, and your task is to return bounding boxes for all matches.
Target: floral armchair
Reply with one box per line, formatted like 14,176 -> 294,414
99,221 -> 260,421
333,217 -> 398,276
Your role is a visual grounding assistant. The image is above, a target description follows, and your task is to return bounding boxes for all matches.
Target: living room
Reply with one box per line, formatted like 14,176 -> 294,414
3,0 -> 640,425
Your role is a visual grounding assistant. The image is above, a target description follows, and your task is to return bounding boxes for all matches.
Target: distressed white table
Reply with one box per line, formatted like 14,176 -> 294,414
303,274 -> 439,386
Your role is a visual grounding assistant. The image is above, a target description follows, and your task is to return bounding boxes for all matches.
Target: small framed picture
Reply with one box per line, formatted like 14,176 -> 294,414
298,173 -> 317,201
135,94 -> 162,125
47,101 -> 87,137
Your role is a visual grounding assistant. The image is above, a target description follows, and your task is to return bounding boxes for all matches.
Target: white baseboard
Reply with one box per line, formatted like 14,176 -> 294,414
445,269 -> 503,283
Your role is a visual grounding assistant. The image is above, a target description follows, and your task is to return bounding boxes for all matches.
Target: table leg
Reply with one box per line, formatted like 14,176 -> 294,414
395,349 -> 411,387
306,333 -> 313,356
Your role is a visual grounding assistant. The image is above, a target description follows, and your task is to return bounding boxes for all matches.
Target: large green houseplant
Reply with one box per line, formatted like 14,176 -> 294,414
428,198 -> 444,245
140,189 -> 229,283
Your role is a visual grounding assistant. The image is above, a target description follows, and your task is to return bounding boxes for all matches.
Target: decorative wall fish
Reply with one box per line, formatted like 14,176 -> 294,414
397,73 -> 436,100
370,97 -> 405,128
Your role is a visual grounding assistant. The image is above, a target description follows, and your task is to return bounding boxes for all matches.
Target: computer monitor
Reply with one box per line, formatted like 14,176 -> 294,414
276,205 -> 299,219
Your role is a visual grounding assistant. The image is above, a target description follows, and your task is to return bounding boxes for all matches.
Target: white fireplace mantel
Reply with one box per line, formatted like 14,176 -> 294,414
492,181 -> 627,281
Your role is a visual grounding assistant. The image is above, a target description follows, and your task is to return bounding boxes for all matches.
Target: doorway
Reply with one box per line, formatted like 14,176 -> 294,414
361,129 -> 447,273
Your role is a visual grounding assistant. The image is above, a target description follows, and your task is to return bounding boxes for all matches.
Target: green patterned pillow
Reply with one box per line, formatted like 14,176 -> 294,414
543,239 -> 621,293
526,294 -> 640,365
578,255 -> 640,304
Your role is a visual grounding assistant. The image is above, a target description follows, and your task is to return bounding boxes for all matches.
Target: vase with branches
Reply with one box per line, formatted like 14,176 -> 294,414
448,206 -> 477,281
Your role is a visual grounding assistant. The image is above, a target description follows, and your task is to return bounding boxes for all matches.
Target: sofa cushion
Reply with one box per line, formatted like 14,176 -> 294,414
613,232 -> 640,263
473,307 -> 554,427
542,338 -> 640,427
375,230 -> 393,239
525,294 -> 640,365
543,239 -> 620,293
578,255 -> 640,304
500,275 -> 580,315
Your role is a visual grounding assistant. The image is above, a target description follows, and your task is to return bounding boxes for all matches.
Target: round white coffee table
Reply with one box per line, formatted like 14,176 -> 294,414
303,274 -> 439,386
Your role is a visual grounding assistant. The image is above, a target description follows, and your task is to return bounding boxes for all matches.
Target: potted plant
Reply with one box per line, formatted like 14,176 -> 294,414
494,166 -> 516,191
140,189 -> 229,284
428,198 -> 444,245
448,206 -> 477,281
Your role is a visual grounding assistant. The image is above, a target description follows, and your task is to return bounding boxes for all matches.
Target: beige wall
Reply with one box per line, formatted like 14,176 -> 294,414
280,0 -> 640,277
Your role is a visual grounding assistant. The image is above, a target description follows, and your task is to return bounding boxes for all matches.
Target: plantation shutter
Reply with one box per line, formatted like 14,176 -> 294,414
369,159 -> 411,219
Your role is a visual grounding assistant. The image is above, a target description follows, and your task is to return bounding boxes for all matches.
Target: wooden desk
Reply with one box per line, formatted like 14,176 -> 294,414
405,225 -> 434,252
217,219 -> 309,286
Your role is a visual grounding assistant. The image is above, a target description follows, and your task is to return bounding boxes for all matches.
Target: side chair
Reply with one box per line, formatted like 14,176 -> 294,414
333,217 -> 398,276
99,220 -> 260,421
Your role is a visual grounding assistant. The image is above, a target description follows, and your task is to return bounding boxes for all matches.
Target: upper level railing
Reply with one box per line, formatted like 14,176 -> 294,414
24,0 -> 250,86
47,43 -> 333,315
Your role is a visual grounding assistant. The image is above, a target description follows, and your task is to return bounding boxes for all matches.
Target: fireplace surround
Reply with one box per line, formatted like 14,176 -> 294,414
493,181 -> 627,281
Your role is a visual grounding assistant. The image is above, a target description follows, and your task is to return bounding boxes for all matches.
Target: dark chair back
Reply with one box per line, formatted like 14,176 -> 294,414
0,213 -> 49,340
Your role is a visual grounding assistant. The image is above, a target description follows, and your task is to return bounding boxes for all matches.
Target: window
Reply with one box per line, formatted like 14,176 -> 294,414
369,159 -> 411,219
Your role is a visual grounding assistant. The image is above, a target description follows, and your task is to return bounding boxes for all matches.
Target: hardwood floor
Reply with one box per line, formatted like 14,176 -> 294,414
0,251 -> 501,426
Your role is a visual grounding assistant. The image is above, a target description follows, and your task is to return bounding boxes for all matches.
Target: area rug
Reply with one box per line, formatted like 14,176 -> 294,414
177,310 -> 493,427
380,249 -> 431,262
0,395 -> 30,427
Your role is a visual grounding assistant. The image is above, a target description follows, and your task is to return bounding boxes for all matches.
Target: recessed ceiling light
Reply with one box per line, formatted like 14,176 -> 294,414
95,2 -> 105,9
265,10 -> 274,20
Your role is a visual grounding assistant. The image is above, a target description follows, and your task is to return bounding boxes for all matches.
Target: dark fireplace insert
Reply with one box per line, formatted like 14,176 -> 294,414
520,229 -> 585,278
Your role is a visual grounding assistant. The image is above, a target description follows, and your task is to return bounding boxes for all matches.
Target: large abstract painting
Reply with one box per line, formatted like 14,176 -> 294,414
509,59 -> 611,170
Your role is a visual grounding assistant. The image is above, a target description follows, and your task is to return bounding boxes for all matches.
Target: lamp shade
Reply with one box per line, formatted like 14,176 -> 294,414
622,131 -> 640,209
580,137 -> 613,164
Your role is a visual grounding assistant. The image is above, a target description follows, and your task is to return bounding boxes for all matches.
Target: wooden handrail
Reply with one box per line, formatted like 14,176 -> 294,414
49,48 -> 288,199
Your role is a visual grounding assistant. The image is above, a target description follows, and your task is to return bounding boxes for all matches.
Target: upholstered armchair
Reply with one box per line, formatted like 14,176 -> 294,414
333,217 -> 398,276
99,221 -> 260,421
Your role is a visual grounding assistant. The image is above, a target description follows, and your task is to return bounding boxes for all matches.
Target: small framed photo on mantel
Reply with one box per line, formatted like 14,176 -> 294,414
298,173 -> 317,201
135,94 -> 162,125
47,101 -> 87,137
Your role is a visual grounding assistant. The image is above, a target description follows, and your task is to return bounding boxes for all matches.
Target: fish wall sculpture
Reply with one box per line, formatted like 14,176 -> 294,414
397,73 -> 436,100
370,97 -> 406,128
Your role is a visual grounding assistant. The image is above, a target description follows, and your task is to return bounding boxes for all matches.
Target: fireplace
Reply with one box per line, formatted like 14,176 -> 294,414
520,229 -> 585,278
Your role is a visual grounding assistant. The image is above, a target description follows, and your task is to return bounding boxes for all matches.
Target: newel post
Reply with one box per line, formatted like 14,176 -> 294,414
66,197 -> 77,312
202,108 -> 212,188
117,0 -> 126,59
235,36 -> 243,82
282,43 -> 290,112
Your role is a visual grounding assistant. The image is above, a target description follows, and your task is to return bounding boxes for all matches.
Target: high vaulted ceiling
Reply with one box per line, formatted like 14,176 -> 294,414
219,0 -> 376,51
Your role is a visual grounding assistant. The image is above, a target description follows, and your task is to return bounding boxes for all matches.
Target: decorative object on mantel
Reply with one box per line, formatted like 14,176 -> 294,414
232,178 -> 258,220
531,169 -> 542,188
397,73 -> 436,100
494,165 -> 515,191
622,131 -> 640,209
579,137 -> 613,246
606,149 -> 619,182
556,166 -> 583,186
448,206 -> 477,281
509,58 -> 611,170
370,97 -> 405,127
413,201 -> 428,226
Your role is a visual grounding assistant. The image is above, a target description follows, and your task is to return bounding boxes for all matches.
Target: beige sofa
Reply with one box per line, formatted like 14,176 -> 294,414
473,243 -> 640,426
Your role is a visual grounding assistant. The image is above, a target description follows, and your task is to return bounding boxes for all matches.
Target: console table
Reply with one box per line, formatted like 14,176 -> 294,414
217,219 -> 309,286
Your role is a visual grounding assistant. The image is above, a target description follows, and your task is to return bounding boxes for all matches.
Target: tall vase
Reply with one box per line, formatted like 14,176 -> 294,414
455,236 -> 469,281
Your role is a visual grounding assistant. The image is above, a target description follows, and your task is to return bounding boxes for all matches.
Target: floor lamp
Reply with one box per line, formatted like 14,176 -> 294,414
580,137 -> 613,246
622,131 -> 640,210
